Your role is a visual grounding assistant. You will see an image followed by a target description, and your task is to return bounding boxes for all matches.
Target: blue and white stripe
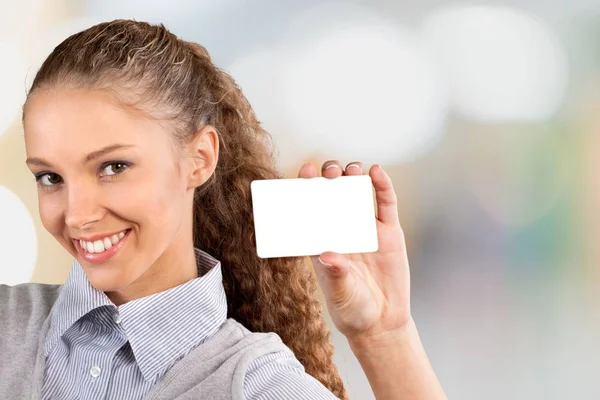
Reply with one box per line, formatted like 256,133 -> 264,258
42,248 -> 338,399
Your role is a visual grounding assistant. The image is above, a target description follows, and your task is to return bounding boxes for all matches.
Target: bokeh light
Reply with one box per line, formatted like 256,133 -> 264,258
0,0 -> 44,38
280,23 -> 448,164
0,186 -> 37,285
231,2 -> 448,167
0,39 -> 26,137
420,5 -> 569,122
227,50 -> 298,169
26,17 -> 107,91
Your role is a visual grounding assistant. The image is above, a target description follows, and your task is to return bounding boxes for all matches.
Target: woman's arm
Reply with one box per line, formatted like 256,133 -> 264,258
299,161 -> 447,400
348,319 -> 446,399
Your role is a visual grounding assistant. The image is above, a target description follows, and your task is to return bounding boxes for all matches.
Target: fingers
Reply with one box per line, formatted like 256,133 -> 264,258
314,252 -> 351,277
369,164 -> 399,225
344,161 -> 364,176
322,160 -> 366,178
321,160 -> 344,179
298,160 -> 367,179
298,162 -> 318,179
310,252 -> 355,308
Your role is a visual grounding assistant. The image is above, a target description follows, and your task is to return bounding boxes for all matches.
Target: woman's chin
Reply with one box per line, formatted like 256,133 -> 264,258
84,268 -> 134,294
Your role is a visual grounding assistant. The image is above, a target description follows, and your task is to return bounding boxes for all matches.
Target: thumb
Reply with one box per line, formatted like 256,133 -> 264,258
311,252 -> 355,309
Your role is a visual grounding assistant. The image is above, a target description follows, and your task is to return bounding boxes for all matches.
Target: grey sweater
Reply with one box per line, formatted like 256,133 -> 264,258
0,283 -> 292,400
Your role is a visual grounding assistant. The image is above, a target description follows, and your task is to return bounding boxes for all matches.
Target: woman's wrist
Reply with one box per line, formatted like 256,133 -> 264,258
347,317 -> 418,354
347,318 -> 448,399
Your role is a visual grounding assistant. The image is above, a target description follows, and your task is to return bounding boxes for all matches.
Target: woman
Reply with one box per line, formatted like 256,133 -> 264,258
0,20 -> 447,399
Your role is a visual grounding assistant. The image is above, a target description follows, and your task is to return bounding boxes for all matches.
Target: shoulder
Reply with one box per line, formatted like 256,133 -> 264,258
243,350 -> 339,400
0,283 -> 61,324
226,320 -> 338,400
0,283 -> 61,365
225,319 -> 284,346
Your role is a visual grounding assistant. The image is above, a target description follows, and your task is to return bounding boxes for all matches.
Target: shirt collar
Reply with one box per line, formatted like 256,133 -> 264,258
45,259 -> 114,356
46,248 -> 228,382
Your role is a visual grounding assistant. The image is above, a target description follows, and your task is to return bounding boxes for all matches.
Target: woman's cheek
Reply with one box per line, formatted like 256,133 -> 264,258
38,196 -> 62,236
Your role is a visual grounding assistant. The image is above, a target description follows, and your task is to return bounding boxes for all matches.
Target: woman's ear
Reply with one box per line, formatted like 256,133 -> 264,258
186,125 -> 219,189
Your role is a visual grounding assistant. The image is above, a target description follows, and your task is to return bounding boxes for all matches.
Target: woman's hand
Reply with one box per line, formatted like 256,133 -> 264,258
298,160 -> 411,343
299,160 -> 447,399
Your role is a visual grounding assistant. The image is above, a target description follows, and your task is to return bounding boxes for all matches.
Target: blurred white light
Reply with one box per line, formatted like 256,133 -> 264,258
0,186 -> 37,285
0,40 -> 26,137
0,0 -> 44,38
279,22 -> 448,165
420,5 -> 568,122
26,17 -> 107,91
228,52 -> 285,137
228,3 -> 448,167
228,52 -> 304,170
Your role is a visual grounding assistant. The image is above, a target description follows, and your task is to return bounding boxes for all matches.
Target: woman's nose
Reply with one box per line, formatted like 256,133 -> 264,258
64,186 -> 103,230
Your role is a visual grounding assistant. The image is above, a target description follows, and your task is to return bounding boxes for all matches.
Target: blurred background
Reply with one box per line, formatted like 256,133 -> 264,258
0,0 -> 598,398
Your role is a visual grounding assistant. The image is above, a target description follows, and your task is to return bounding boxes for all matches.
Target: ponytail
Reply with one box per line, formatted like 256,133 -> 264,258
189,44 -> 347,398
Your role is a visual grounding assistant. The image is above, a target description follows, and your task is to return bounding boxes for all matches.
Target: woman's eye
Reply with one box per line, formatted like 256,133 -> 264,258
37,173 -> 62,186
102,162 -> 129,176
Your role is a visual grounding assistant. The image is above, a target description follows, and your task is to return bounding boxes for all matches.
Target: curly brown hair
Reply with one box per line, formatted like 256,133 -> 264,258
23,19 -> 347,398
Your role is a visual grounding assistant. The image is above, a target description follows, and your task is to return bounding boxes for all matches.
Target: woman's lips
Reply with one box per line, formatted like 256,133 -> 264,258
75,229 -> 132,264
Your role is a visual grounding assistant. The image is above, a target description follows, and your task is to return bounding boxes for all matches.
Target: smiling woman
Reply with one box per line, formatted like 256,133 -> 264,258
24,88 -> 206,300
0,19 -> 446,400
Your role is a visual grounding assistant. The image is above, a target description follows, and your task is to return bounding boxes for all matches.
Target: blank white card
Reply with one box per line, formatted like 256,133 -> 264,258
251,175 -> 379,258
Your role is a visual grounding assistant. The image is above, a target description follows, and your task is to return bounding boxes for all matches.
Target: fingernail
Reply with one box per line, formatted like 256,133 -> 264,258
318,256 -> 333,267
346,163 -> 360,170
324,164 -> 341,170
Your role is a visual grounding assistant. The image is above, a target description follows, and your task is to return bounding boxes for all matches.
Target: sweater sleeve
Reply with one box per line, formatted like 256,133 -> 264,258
0,283 -> 60,399
243,350 -> 340,400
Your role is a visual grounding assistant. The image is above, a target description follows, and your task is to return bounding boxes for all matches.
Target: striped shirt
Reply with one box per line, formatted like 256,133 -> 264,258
42,248 -> 338,400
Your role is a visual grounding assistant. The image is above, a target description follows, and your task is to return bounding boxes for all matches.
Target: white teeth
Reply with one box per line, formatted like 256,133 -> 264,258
93,240 -> 104,253
80,230 -> 127,254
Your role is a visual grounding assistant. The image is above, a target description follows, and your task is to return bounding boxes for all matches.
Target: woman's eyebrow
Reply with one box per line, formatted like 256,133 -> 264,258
25,157 -> 52,168
26,144 -> 137,168
84,144 -> 136,163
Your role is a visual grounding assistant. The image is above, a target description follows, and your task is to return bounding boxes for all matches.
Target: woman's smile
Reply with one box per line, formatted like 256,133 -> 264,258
74,228 -> 132,264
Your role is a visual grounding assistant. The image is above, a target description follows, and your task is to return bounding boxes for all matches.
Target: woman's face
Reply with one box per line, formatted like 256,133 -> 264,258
23,88 -> 216,301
